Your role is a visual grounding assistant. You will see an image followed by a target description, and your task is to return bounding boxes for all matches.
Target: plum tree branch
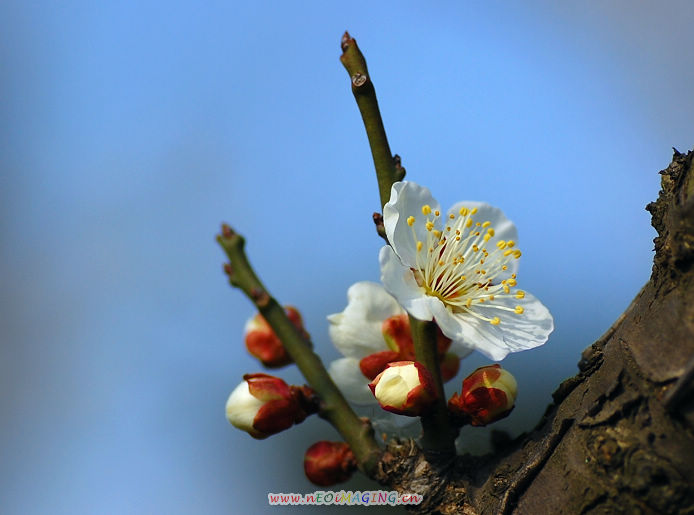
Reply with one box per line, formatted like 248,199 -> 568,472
216,225 -> 382,474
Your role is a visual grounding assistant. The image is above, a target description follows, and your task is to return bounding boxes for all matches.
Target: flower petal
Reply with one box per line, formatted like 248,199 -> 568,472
327,281 -> 404,359
383,181 -> 441,267
429,300 -> 512,361
329,357 -> 379,405
447,201 -> 520,276
479,291 -> 554,353
379,245 -> 434,322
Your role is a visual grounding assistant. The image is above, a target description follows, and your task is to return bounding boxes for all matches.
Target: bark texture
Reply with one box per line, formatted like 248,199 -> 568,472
374,150 -> 694,514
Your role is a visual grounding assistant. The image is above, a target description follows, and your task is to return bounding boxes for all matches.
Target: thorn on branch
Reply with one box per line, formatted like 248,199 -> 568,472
250,288 -> 271,308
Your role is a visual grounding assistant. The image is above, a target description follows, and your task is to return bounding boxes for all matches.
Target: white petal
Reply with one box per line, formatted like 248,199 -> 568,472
383,181 -> 441,267
225,382 -> 263,433
447,200 -> 520,276
429,300 -> 515,361
328,281 -> 404,359
329,357 -> 377,405
434,290 -> 553,360
483,291 -> 554,353
379,245 -> 434,321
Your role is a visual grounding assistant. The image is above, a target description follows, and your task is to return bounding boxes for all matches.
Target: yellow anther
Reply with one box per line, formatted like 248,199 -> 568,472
461,275 -> 466,280
511,274 -> 516,279
481,270 -> 487,274
459,207 -> 469,216
503,285 -> 510,294
422,205 -> 432,215
502,265 -> 508,270
483,234 -> 491,242
456,236 -> 461,241
416,241 -> 423,252
489,295 -> 495,301
487,228 -> 495,237
433,229 -> 442,238
434,210 -> 440,217
507,240 -> 516,248
465,219 -> 473,228
475,222 -> 481,227
472,245 -> 479,252
425,221 -> 434,231
504,249 -> 513,256
475,231 -> 480,236
496,240 -> 507,249
446,226 -> 451,232
490,317 -> 500,325
449,213 -> 455,219
471,207 -> 478,215
482,221 -> 491,228
455,229 -> 461,235
507,278 -> 517,287
514,306 -> 524,314
465,299 -> 472,308
515,290 -> 525,299
407,216 -> 415,226
438,260 -> 445,266
479,297 -> 485,303
513,250 -> 522,259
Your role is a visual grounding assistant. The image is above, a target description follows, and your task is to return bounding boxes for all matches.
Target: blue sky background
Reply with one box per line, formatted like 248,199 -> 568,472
2,1 -> 692,514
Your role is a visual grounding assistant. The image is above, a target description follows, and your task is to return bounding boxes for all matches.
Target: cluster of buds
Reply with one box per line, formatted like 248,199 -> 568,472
303,441 -> 357,486
225,373 -> 318,439
366,361 -> 518,426
448,364 -> 518,426
244,306 -> 309,368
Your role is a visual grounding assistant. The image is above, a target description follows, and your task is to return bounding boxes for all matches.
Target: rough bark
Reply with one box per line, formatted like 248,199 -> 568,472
374,149 -> 694,514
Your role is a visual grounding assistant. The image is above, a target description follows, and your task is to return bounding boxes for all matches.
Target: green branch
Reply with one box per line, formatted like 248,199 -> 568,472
410,316 -> 457,456
340,32 -> 405,210
217,225 -> 382,474
341,31 -> 456,457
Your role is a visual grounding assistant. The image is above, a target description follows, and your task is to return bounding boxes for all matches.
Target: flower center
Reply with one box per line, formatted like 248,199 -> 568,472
406,204 -> 526,326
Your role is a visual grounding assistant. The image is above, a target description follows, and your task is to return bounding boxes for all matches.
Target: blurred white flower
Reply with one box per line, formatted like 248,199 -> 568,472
379,181 -> 554,361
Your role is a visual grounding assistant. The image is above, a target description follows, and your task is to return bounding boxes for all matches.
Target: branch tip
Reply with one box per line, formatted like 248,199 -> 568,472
341,31 -> 352,52
221,223 -> 235,239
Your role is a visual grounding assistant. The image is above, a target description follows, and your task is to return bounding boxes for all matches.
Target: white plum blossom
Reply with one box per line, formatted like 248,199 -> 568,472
379,181 -> 554,361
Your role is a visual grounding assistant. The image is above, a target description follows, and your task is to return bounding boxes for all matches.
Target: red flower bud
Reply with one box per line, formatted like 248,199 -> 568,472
244,306 -> 308,368
448,365 -> 517,426
226,373 -> 314,438
303,441 -> 356,486
368,361 -> 438,416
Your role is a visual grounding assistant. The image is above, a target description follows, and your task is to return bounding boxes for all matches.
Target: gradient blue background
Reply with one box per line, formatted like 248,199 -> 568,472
2,1 -> 692,513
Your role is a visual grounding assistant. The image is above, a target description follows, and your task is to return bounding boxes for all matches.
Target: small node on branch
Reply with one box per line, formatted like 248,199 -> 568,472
250,288 -> 271,308
352,72 -> 368,87
223,263 -> 234,276
372,212 -> 388,241
394,154 -> 406,181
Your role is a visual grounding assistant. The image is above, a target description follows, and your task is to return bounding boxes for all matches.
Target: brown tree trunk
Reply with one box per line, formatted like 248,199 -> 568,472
375,149 -> 694,514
